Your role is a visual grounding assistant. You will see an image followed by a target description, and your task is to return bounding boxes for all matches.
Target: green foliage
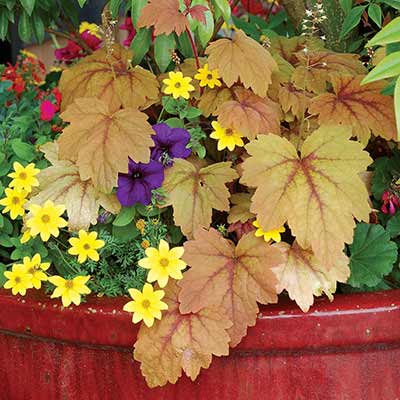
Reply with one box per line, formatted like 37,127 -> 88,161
348,223 -> 397,288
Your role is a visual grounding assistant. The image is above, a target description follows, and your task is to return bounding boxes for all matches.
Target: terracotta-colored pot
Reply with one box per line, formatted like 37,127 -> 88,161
0,288 -> 399,399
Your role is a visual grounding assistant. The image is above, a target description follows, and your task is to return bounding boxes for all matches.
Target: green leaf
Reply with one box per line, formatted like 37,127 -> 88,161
176,31 -> 193,58
0,234 -> 13,248
10,138 -> 35,162
212,0 -> 231,22
386,212 -> 400,238
164,117 -> 184,128
339,0 -> 353,15
362,52 -> 400,84
339,5 -> 366,39
395,75 -> 400,141
379,0 -> 400,10
186,107 -> 202,119
130,28 -> 152,65
371,151 -> 400,200
19,0 -> 35,16
154,34 -> 175,72
77,0 -> 87,7
348,223 -> 397,287
366,16 -> 400,47
112,223 -> 140,242
32,13 -> 45,43
368,4 -> 382,27
131,0 -> 147,26
0,263 -> 6,287
109,0 -> 121,18
18,10 -> 32,42
136,204 -> 165,217
113,206 -> 136,227
0,9 -> 9,40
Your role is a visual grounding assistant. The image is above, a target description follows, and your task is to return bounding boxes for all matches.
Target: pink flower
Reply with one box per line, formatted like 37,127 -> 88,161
381,191 -> 400,215
81,30 -> 102,51
120,17 -> 136,47
40,100 -> 58,121
55,40 -> 83,62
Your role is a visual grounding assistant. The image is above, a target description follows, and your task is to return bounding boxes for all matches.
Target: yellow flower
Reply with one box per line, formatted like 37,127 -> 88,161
210,121 -> 244,151
0,187 -> 28,220
123,283 -> 168,327
79,21 -> 101,38
20,49 -> 37,59
194,64 -> 222,89
141,239 -> 150,249
20,227 -> 31,244
68,230 -> 105,263
48,275 -> 91,307
253,220 -> 285,243
163,71 -> 195,100
16,254 -> 49,289
138,239 -> 186,288
3,264 -> 33,296
26,200 -> 68,242
8,162 -> 40,192
50,66 -> 62,73
136,219 -> 146,235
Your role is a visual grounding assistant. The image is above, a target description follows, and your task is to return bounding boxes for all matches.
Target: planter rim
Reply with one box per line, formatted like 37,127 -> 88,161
0,288 -> 400,352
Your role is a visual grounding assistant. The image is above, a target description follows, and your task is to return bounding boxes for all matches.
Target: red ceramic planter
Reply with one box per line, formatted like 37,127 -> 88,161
0,288 -> 399,400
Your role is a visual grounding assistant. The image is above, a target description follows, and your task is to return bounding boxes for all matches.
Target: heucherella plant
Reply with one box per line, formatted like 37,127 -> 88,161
1,0 -> 400,390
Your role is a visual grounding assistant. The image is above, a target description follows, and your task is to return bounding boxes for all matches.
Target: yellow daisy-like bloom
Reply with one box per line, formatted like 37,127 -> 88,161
26,200 -> 68,242
3,264 -> 33,296
123,283 -> 168,327
253,220 -> 285,243
16,254 -> 50,289
68,230 -> 105,264
138,239 -> 186,288
8,162 -> 40,192
79,21 -> 101,38
48,275 -> 91,307
0,187 -> 28,220
194,64 -> 222,89
210,121 -> 245,151
162,71 -> 195,100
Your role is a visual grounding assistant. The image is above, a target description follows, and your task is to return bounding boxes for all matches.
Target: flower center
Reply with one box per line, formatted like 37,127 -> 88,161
132,171 -> 142,179
15,276 -> 21,283
19,172 -> 27,180
225,128 -> 233,136
206,73 -> 213,80
174,82 -> 182,88
65,280 -> 74,289
159,258 -> 169,267
28,267 -> 35,274
83,243 -> 91,250
142,299 -> 151,309
12,196 -> 20,205
41,214 -> 50,223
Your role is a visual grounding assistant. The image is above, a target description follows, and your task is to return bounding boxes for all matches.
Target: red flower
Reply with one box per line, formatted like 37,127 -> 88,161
40,100 -> 58,121
81,30 -> 102,51
120,17 -> 136,47
55,40 -> 84,62
381,191 -> 400,215
52,88 -> 62,109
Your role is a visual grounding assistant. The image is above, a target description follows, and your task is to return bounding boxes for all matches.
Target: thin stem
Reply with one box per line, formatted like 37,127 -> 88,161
210,0 -> 240,43
265,1 -> 276,23
185,27 -> 200,70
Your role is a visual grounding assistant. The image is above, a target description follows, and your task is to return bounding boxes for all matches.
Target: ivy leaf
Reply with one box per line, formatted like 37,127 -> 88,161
227,193 -> 254,224
348,223 -> 397,287
278,82 -> 313,119
134,281 -> 232,388
216,87 -> 280,139
162,159 -> 238,238
58,98 -> 154,192
178,228 -> 282,346
309,75 -> 397,145
205,30 -> 278,98
273,241 -> 350,312
292,51 -> 366,94
241,125 -> 372,267
29,143 -> 120,231
137,0 -> 189,36
197,87 -> 233,117
187,4 -> 208,24
59,44 -> 159,113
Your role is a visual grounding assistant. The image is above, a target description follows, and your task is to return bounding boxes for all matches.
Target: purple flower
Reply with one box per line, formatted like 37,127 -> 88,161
151,123 -> 191,167
117,159 -> 164,207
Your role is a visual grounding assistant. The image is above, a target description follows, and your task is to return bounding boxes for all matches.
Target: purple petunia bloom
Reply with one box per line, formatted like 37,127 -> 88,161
151,123 -> 192,167
117,159 -> 164,207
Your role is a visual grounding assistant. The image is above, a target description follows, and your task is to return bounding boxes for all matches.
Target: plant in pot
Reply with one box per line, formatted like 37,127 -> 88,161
0,0 -> 399,398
